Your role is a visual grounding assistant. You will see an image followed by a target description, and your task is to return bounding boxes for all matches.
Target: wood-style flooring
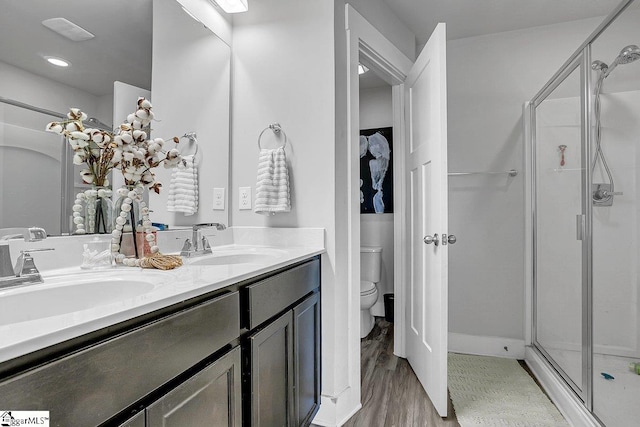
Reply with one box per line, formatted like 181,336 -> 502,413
343,319 -> 460,427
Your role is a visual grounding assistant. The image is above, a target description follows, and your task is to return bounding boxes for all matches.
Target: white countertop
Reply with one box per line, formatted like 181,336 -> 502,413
0,242 -> 324,365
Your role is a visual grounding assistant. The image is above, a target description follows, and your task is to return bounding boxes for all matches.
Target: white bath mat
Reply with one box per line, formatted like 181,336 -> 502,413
448,353 -> 569,427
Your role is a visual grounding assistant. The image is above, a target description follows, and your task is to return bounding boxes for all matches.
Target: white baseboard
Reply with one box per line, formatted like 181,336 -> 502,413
312,387 -> 361,427
448,332 -> 526,359
525,347 -> 600,427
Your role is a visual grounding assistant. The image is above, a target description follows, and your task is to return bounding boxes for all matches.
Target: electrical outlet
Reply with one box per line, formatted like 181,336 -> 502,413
239,187 -> 252,210
213,188 -> 225,210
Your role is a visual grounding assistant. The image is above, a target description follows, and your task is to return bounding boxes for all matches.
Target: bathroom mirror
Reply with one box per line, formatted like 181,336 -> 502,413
0,0 -> 230,235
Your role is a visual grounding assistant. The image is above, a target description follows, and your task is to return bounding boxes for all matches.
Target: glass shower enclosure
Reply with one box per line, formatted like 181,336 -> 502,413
527,1 -> 640,425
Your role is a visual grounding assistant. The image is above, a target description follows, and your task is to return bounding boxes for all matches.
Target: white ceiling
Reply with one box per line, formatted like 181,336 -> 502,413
0,0 -> 152,97
382,0 -> 634,46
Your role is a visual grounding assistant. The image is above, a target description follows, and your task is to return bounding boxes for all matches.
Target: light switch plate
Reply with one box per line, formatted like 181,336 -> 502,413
213,188 -> 225,210
239,187 -> 252,210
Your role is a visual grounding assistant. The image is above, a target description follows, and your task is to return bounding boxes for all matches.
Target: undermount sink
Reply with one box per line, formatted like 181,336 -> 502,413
0,276 -> 156,326
189,248 -> 286,266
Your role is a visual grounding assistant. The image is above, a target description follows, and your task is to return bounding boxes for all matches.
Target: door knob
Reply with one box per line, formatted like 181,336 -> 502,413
423,234 -> 439,246
443,234 -> 457,245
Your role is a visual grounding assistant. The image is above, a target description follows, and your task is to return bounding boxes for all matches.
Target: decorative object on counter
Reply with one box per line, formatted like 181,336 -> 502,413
72,187 -> 114,235
46,98 -> 183,235
254,123 -> 291,215
80,237 -> 113,269
110,184 -> 182,270
139,253 -> 183,270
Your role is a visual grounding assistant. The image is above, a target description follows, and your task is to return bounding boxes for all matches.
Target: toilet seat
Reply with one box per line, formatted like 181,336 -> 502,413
360,280 -> 376,295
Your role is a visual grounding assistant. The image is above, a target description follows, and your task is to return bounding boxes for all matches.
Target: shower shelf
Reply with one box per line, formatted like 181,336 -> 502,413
448,169 -> 518,177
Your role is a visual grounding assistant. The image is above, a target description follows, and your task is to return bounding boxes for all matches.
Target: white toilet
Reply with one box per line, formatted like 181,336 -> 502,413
360,246 -> 382,338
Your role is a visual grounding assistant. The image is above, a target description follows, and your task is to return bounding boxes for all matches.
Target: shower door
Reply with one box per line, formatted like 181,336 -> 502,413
532,52 -> 590,400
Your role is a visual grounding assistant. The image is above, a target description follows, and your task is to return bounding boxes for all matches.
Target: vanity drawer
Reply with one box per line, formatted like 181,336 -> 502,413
245,258 -> 320,330
0,291 -> 240,427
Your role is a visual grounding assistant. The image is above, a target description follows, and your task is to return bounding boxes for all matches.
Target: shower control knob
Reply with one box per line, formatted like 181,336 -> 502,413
423,234 -> 439,246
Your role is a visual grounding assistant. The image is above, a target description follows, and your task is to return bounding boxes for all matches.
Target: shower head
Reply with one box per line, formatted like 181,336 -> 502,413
616,44 -> 640,64
604,44 -> 640,77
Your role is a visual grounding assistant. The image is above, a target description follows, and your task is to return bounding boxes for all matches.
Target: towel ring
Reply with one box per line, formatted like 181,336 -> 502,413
177,131 -> 198,156
258,123 -> 287,150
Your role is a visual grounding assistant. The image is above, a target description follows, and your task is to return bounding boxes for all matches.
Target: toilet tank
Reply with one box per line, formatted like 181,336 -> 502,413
360,246 -> 382,283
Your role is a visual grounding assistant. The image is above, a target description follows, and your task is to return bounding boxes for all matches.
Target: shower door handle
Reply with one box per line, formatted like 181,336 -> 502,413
576,214 -> 585,241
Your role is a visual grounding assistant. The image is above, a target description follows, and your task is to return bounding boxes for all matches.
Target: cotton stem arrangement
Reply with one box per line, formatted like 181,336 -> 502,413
46,97 -> 183,192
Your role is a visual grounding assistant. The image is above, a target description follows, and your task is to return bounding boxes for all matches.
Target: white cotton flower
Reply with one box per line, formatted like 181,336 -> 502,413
132,120 -> 143,130
111,150 -> 122,164
80,169 -> 94,184
71,131 -> 89,140
123,152 -> 135,162
46,123 -> 63,133
127,113 -> 136,124
154,138 -> 164,148
77,139 -> 90,148
93,132 -> 104,144
121,133 -> 133,144
66,122 -> 81,132
73,153 -> 85,165
135,109 -> 149,120
139,99 -> 152,109
133,130 -> 146,141
124,172 -> 135,181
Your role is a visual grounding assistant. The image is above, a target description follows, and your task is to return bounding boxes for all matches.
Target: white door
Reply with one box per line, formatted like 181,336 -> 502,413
404,22 -> 450,417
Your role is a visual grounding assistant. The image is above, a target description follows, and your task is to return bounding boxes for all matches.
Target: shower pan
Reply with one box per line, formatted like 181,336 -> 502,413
525,1 -> 640,426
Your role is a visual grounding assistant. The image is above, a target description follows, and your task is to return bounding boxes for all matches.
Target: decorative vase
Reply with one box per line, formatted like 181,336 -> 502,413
72,186 -> 113,235
112,184 -> 155,259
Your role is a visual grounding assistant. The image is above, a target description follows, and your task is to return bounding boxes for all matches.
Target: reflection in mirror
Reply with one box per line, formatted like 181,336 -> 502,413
0,0 -> 152,235
0,0 -> 231,236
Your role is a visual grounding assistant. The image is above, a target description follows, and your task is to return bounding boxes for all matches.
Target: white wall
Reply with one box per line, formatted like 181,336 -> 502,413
359,85 -> 394,316
346,0 -> 415,61
447,17 -> 602,343
230,1 -> 358,425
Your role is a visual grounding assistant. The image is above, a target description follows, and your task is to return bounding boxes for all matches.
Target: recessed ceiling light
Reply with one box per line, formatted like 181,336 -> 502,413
45,57 -> 71,68
210,0 -> 248,14
42,18 -> 94,42
358,64 -> 369,75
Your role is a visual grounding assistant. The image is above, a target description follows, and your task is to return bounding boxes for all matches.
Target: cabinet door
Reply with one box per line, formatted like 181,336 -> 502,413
147,346 -> 242,427
293,293 -> 321,426
119,411 -> 145,427
249,311 -> 294,427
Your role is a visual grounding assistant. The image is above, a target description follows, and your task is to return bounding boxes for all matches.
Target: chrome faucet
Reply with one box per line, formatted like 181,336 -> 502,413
0,227 -> 54,289
180,223 -> 226,257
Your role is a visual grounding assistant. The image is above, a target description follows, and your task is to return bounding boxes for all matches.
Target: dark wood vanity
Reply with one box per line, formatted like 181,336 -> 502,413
0,256 -> 321,427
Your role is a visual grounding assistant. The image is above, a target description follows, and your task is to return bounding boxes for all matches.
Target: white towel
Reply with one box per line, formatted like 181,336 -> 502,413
167,154 -> 198,216
254,146 -> 291,215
